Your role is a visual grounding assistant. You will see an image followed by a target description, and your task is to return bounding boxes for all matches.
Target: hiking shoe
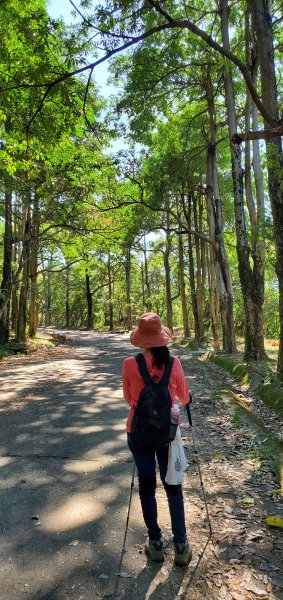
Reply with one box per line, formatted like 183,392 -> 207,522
145,538 -> 164,562
174,541 -> 192,566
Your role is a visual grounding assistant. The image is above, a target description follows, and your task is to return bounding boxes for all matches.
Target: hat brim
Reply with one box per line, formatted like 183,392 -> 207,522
130,325 -> 172,348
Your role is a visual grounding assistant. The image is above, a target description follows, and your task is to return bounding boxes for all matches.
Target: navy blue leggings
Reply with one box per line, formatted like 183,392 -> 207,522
128,433 -> 187,543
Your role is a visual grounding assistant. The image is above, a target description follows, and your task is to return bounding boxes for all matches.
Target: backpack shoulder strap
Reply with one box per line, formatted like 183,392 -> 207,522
159,356 -> 174,387
135,353 -> 154,385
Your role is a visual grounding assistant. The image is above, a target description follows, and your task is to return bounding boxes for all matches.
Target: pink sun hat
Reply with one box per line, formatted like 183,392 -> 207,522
130,312 -> 173,348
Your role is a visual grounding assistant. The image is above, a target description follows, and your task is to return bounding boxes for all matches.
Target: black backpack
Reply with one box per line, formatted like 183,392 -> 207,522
131,353 -> 174,447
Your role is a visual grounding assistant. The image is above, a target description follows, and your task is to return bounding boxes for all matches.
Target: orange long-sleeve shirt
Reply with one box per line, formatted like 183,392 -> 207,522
122,353 -> 190,433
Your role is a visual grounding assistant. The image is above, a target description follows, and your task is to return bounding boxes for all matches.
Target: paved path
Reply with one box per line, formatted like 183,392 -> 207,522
0,332 -> 141,600
0,331 -> 282,600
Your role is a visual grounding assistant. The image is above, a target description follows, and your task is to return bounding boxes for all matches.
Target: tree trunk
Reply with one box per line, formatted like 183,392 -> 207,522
66,266 -> 70,328
108,255 -> 114,331
125,247 -> 132,330
164,210 -> 173,330
187,194 -> 201,340
193,194 -> 205,338
207,244 -> 220,349
220,0 -> 265,360
205,69 -> 236,352
245,10 -> 266,358
206,154 -> 220,350
0,117 -> 13,341
11,263 -> 19,339
208,149 -> 235,352
86,272 -> 93,330
0,179 -> 13,342
250,0 -> 283,377
178,229 -> 190,337
200,196 -> 206,290
141,263 -> 146,309
16,207 -> 31,343
44,254 -> 52,327
28,194 -> 40,338
143,236 -> 151,311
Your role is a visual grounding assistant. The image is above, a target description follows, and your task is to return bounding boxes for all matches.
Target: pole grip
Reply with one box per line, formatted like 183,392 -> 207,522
186,402 -> 192,427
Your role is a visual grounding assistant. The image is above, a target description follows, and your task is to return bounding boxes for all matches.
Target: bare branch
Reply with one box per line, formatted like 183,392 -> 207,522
83,66 -> 95,130
147,2 -> 278,125
37,259 -> 81,274
2,3 -> 278,129
232,125 -> 283,143
2,23 -> 171,133
146,0 -> 174,22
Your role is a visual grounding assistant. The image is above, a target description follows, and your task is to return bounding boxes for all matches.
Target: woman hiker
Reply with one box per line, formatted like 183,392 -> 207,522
122,312 -> 192,566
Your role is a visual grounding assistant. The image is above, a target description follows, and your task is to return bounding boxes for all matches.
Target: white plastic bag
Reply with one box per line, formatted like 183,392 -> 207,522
165,427 -> 188,485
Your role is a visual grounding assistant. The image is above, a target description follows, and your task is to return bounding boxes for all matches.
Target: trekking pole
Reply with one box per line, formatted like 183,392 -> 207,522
186,400 -> 213,537
113,463 -> 136,596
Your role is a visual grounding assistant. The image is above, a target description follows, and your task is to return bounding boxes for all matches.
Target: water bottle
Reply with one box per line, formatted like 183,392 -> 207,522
169,403 -> 180,441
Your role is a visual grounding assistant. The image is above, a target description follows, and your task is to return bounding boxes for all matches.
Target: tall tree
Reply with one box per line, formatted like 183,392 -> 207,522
249,0 -> 283,376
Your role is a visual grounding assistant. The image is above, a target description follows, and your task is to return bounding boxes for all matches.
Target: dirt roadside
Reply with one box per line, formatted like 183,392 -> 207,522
0,331 -> 282,600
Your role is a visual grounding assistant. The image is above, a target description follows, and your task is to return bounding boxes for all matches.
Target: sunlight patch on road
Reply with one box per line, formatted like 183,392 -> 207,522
82,405 -> 102,414
111,423 -> 126,431
42,492 -> 108,531
63,425 -> 104,434
95,385 -> 121,395
0,456 -> 13,467
63,453 -> 126,472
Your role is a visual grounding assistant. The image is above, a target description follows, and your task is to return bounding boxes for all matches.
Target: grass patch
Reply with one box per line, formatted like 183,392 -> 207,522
259,380 -> 283,419
28,336 -> 54,346
231,408 -> 242,428
0,349 -> 11,359
209,353 -> 283,420
209,353 -> 249,384
175,337 -> 208,351
0,332 -> 59,361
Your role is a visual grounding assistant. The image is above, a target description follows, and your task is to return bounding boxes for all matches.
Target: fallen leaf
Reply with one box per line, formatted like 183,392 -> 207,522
242,583 -> 268,597
242,497 -> 255,505
231,592 -> 243,600
69,539 -> 80,546
212,543 -> 220,558
242,570 -> 252,582
229,559 -> 241,565
266,515 -> 283,528
219,527 -> 246,540
219,584 -> 228,596
246,530 -> 264,542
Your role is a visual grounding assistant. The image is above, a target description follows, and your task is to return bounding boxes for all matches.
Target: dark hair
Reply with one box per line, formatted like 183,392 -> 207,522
150,346 -> 170,369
